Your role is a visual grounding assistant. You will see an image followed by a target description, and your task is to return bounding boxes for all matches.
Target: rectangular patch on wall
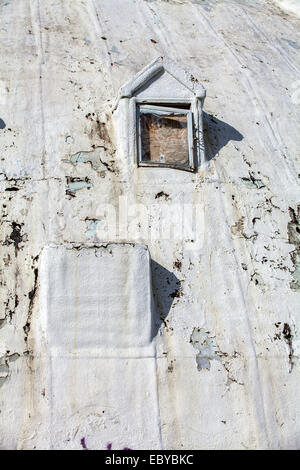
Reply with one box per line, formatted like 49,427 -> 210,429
39,244 -> 153,353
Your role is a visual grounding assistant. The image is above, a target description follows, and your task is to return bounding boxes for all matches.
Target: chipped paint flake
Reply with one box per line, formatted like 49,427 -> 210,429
190,327 -> 221,370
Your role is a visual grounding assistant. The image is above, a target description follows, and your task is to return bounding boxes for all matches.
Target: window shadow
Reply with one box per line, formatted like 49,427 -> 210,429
203,111 -> 243,162
150,260 -> 181,340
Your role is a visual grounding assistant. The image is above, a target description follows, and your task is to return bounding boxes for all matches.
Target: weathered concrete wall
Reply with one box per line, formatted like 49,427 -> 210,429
0,0 -> 300,449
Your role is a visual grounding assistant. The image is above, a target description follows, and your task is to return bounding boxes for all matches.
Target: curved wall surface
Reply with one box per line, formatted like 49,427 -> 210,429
0,0 -> 299,449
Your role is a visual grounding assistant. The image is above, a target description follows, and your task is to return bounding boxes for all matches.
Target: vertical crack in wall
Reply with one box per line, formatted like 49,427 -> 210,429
288,205 -> 300,291
23,256 -> 39,345
283,323 -> 294,373
274,322 -> 295,373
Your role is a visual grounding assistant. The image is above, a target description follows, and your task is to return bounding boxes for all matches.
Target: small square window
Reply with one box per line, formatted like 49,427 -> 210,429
137,104 -> 194,171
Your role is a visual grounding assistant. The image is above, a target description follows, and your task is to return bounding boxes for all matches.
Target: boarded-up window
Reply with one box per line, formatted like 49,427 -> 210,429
137,105 -> 194,171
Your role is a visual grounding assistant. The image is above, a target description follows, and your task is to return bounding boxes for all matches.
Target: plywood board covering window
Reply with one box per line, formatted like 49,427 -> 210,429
137,104 -> 194,171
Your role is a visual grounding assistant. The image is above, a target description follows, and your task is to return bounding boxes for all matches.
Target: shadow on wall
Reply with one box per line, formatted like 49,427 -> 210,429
203,111 -> 243,161
150,260 -> 180,340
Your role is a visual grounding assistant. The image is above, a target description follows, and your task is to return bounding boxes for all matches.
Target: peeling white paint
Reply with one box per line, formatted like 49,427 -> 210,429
0,0 -> 299,450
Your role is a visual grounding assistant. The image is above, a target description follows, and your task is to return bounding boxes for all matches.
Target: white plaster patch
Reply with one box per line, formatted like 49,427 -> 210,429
40,244 -> 154,353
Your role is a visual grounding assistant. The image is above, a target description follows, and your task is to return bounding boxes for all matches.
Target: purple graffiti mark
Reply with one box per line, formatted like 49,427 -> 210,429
80,437 -> 88,450
105,442 -> 132,450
